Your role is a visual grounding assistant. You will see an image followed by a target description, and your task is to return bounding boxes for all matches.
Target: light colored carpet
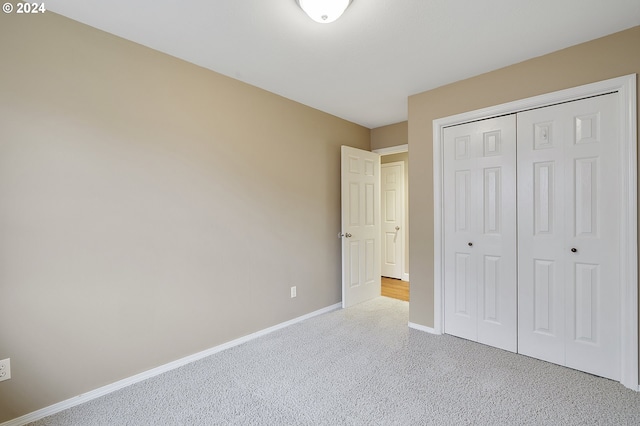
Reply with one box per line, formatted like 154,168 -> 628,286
30,297 -> 640,425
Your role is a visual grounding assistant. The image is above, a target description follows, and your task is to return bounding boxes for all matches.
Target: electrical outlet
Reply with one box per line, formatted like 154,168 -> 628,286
0,358 -> 10,382
290,286 -> 297,298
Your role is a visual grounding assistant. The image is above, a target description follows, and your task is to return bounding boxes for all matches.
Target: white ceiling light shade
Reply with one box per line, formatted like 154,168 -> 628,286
296,0 -> 353,24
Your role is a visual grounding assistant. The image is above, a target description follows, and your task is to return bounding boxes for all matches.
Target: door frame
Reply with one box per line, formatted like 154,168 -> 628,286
432,74 -> 638,390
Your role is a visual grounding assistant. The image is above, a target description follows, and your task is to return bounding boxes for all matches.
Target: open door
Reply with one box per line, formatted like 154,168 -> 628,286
341,146 -> 381,308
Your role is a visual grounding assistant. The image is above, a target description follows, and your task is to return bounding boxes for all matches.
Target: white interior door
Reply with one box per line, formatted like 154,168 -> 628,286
381,162 -> 404,279
443,115 -> 517,352
517,93 -> 621,380
341,146 -> 381,308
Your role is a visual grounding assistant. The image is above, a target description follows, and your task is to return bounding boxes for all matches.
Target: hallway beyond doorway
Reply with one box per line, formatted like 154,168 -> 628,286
381,277 -> 409,302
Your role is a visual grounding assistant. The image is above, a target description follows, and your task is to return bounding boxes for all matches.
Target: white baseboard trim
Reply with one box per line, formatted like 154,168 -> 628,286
1,302 -> 342,426
402,273 -> 409,282
408,322 -> 440,335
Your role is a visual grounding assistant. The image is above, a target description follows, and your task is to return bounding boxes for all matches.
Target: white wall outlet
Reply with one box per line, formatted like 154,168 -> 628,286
290,286 -> 297,298
0,358 -> 10,382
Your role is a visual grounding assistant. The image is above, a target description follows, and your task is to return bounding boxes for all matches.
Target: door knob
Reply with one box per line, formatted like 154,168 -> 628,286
571,247 -> 577,253
468,242 -> 473,247
395,226 -> 400,231
345,233 -> 352,238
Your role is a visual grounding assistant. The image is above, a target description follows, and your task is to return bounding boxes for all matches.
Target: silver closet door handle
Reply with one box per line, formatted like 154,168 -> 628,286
345,233 -> 352,238
571,247 -> 577,253
468,242 -> 473,247
395,226 -> 400,231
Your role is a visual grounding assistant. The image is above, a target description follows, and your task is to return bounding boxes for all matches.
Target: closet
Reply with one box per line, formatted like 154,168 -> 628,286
443,93 -> 621,381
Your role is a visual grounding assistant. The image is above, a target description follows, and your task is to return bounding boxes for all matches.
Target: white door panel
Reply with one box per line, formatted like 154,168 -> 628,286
517,112 -> 566,365
443,115 -> 517,352
564,94 -> 620,380
381,162 -> 404,279
518,93 -> 620,380
444,128 -> 478,342
341,146 -> 381,308
476,122 -> 517,353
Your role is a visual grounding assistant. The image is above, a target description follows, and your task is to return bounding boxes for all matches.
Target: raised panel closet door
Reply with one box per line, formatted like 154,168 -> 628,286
563,94 -> 620,381
475,118 -> 517,352
444,125 -> 479,342
517,93 -> 620,381
517,109 -> 566,365
444,116 -> 517,351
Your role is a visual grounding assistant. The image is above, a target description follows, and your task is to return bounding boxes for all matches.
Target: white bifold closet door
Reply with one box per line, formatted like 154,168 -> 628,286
443,115 -> 517,353
443,93 -> 621,381
517,93 -> 620,381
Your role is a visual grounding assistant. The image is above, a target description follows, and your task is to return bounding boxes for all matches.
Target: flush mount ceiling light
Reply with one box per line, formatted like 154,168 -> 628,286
296,0 -> 353,24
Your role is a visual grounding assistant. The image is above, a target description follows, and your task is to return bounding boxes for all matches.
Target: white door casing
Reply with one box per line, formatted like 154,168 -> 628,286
518,93 -> 621,380
433,74 -> 637,390
341,146 -> 381,308
443,115 -> 517,352
381,162 -> 404,279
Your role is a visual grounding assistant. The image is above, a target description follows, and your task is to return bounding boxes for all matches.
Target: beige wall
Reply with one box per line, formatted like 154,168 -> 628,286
371,121 -> 408,150
407,26 -> 640,330
381,152 -> 410,276
0,12 -> 370,422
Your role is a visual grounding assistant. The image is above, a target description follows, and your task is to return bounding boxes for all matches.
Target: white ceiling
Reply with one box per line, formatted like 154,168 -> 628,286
47,0 -> 640,129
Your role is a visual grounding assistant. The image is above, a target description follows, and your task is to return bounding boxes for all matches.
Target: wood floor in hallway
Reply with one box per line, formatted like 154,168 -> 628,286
381,277 -> 409,302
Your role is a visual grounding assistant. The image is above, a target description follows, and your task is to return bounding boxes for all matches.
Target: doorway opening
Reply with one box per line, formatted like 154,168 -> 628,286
377,145 -> 409,302
340,144 -> 410,307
